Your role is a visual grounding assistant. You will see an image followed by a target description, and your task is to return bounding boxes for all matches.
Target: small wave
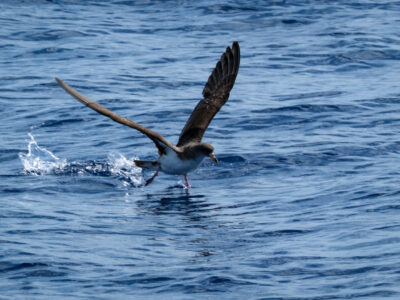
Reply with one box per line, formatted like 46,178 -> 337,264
107,152 -> 143,187
19,134 -> 143,187
19,133 -> 67,176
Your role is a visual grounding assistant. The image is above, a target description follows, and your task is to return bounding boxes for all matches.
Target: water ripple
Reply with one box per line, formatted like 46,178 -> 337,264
1,0 -> 400,299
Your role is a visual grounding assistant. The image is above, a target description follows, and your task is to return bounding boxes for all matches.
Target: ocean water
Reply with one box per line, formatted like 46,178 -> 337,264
1,0 -> 400,299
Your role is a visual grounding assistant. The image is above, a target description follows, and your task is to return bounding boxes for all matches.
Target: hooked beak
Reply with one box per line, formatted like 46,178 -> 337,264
209,153 -> 218,164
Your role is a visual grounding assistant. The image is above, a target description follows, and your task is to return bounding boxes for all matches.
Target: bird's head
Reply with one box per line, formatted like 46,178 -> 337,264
199,142 -> 218,164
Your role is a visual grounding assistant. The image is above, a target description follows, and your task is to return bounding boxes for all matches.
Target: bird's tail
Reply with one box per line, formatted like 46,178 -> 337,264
134,160 -> 159,170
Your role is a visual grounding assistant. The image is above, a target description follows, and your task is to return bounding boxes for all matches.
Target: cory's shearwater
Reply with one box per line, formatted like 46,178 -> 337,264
55,41 -> 240,188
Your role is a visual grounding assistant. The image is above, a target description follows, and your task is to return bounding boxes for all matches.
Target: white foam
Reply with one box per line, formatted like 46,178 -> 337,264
107,152 -> 143,187
19,133 -> 143,187
19,133 -> 67,175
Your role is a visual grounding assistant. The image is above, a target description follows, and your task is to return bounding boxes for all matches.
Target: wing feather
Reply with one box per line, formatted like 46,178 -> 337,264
177,41 -> 240,147
55,78 -> 178,154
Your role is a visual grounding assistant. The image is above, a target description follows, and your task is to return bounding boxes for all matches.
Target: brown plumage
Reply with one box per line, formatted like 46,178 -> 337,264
55,41 -> 240,188
177,41 -> 240,147
55,77 -> 178,155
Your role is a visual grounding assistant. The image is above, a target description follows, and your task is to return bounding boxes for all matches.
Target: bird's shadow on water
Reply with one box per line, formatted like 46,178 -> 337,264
135,185 -> 214,218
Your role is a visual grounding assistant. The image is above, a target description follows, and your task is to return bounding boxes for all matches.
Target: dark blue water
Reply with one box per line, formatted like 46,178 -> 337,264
1,1 -> 400,299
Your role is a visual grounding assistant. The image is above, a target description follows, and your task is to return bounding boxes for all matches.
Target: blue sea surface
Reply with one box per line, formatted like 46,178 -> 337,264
1,1 -> 400,299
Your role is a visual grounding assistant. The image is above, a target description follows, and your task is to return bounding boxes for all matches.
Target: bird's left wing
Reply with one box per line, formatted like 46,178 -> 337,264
55,78 -> 179,154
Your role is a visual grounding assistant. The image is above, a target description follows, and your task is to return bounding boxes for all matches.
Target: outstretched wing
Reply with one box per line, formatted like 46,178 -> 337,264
176,41 -> 240,147
55,78 -> 179,154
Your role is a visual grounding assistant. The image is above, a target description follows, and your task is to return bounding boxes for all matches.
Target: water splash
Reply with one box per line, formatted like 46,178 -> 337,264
19,134 -> 143,186
19,133 -> 67,175
107,152 -> 143,187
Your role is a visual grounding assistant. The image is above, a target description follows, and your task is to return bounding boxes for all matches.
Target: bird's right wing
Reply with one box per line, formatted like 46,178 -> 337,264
176,41 -> 240,147
55,78 -> 178,154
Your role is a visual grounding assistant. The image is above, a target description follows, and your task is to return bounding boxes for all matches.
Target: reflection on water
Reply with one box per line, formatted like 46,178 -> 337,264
2,0 -> 400,299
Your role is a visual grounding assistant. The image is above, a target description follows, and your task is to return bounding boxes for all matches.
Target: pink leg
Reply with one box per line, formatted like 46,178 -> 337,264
145,167 -> 160,186
184,175 -> 191,189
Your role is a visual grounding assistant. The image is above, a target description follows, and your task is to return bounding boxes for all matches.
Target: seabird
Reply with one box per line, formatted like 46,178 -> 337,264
55,41 -> 240,188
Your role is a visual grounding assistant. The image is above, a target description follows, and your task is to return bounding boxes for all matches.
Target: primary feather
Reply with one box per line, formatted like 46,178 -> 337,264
177,41 -> 240,147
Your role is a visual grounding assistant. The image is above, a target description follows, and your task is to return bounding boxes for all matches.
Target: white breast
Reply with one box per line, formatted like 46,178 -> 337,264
158,150 -> 204,175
